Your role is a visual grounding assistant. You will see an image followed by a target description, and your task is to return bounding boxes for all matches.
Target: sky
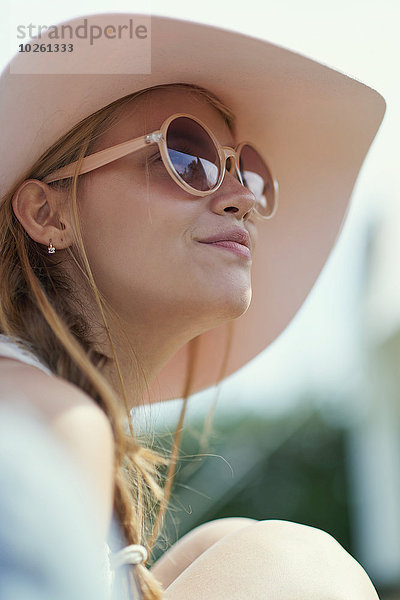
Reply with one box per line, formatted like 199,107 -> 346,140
1,0 -> 399,427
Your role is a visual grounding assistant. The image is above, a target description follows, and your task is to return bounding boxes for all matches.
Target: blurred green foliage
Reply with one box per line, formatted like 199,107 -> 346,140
151,403 -> 351,562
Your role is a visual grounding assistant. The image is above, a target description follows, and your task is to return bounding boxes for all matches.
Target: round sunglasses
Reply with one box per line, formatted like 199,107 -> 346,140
43,113 -> 279,220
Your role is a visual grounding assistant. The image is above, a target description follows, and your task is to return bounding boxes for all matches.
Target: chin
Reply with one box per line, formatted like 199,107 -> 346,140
212,285 -> 252,322
232,289 -> 252,317
178,276 -> 252,327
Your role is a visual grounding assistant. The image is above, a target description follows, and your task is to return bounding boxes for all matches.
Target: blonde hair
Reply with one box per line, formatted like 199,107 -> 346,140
0,82 -> 235,599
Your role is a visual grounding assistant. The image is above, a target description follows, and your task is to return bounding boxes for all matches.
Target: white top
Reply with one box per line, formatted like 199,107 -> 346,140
0,333 -> 145,599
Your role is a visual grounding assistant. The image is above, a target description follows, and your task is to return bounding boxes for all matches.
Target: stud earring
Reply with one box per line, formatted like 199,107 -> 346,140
48,239 -> 55,254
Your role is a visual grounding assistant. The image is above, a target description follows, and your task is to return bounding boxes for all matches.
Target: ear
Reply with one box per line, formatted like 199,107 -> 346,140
11,179 -> 74,251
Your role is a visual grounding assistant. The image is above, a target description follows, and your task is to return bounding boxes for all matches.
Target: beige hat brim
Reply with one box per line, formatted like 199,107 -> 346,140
0,13 -> 386,401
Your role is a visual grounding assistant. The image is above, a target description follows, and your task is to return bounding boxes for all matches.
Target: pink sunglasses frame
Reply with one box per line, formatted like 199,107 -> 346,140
43,112 -> 279,220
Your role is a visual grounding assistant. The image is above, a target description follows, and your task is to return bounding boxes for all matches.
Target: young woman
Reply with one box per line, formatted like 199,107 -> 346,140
0,11 -> 386,600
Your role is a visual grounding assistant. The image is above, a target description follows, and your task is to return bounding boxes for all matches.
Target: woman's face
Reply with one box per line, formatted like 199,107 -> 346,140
76,87 -> 258,345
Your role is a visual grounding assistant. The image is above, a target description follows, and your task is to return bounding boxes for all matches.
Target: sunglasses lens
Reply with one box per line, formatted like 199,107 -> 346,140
239,144 -> 276,218
166,117 -> 221,191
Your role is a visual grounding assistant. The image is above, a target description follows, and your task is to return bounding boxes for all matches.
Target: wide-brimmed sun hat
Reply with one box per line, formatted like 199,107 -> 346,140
0,12 -> 386,402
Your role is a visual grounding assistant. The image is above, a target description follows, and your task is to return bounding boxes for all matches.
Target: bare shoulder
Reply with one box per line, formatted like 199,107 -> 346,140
0,357 -> 115,536
0,356 -> 106,418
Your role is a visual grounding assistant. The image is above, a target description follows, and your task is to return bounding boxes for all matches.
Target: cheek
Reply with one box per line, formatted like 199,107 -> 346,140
78,182 -> 144,274
77,181 -> 185,293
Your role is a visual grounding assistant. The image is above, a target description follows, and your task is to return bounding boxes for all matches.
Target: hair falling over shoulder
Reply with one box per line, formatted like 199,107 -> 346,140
0,82 -> 235,599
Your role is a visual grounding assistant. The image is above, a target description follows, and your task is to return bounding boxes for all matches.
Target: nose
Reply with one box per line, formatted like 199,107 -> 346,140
209,148 -> 257,221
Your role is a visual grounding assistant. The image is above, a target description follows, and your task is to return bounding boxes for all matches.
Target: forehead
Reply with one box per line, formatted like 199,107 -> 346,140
95,86 -> 236,150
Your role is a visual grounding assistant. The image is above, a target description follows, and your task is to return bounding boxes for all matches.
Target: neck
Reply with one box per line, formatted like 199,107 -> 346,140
94,304 -> 207,411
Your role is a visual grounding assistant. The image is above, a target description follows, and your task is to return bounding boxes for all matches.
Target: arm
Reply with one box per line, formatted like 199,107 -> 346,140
0,358 -> 115,541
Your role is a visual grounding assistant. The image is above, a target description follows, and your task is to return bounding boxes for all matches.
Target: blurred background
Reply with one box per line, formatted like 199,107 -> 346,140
2,0 -> 400,598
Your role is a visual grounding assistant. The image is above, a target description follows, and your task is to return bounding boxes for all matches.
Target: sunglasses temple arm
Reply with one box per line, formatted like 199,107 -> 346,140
43,133 -> 159,183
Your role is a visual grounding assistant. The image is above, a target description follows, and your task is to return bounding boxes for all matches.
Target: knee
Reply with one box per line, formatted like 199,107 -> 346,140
187,517 -> 257,549
195,516 -> 257,534
247,519 -> 378,599
254,518 -> 349,558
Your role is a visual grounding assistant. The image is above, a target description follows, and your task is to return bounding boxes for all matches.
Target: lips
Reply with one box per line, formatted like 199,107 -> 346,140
197,228 -> 251,251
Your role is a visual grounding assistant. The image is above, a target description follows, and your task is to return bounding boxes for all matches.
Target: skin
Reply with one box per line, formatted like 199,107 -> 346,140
8,88 -> 380,597
12,86 -> 258,408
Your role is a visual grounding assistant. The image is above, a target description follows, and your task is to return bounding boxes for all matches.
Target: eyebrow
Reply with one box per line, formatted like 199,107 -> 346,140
168,121 -> 237,151
166,129 -> 217,155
